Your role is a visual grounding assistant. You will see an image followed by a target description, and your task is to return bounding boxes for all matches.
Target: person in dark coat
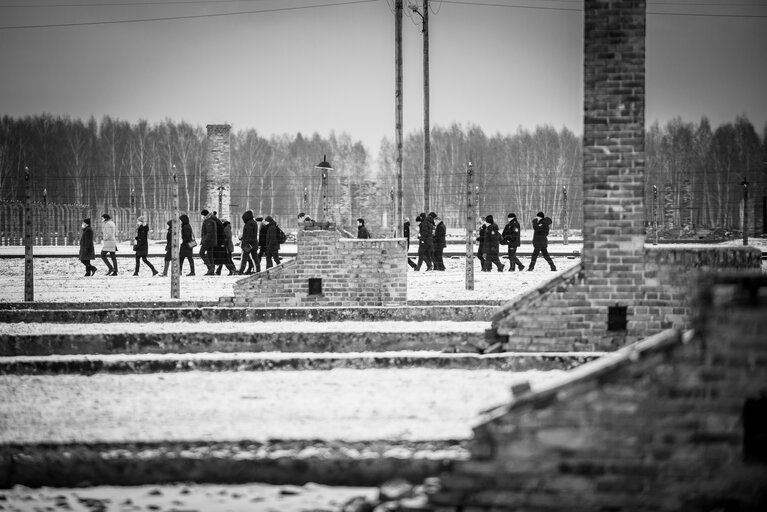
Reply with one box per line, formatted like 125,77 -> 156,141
501,212 -> 525,271
264,215 -> 282,268
404,217 -> 416,269
238,210 -> 258,274
482,215 -> 504,272
475,217 -> 487,270
215,220 -> 238,275
357,218 -> 371,239
529,211 -> 557,271
160,220 -> 173,276
254,216 -> 267,271
414,213 -> 434,271
433,216 -> 446,271
179,214 -> 195,276
199,209 -> 217,275
78,218 -> 97,277
132,215 -> 158,276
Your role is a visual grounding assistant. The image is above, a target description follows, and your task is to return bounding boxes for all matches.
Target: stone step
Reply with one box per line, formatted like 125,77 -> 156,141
0,351 -> 603,374
0,304 -> 499,323
0,321 -> 490,355
1,439 -> 466,488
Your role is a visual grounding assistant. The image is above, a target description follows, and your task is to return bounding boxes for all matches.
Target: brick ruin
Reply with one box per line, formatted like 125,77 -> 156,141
225,222 -> 407,307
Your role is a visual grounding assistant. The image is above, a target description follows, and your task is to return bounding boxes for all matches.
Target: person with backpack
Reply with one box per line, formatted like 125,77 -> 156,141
528,211 -> 557,271
238,210 -> 258,274
264,215 -> 285,269
481,215 -> 504,272
501,212 -> 525,271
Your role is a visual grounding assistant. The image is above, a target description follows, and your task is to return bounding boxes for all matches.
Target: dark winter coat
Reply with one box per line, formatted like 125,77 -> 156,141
222,222 -> 234,253
532,216 -> 552,248
180,215 -> 194,256
240,211 -> 258,250
164,220 -> 173,260
258,222 -> 269,249
434,222 -> 446,249
483,223 -> 502,256
200,214 -> 217,249
79,225 -> 95,260
403,221 -> 410,241
358,225 -> 371,239
502,218 -> 521,248
134,224 -> 149,256
418,218 -> 434,243
476,224 -> 487,254
265,222 -> 282,251
213,215 -> 226,247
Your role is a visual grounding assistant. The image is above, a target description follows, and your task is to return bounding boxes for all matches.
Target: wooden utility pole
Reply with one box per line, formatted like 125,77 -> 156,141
742,177 -> 749,246
422,0 -> 430,213
395,0 -> 404,237
24,166 -> 33,302
171,168 -> 180,299
562,185 -> 569,245
465,162 -> 474,291
653,185 -> 658,246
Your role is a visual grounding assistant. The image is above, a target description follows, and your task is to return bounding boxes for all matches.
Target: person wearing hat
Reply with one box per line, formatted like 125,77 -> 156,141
475,216 -> 487,270
357,218 -> 371,239
414,212 -> 434,271
199,209 -> 217,275
529,211 -> 556,271
132,215 -> 158,277
78,218 -> 97,277
501,212 -> 525,271
264,215 -> 284,269
179,214 -> 196,276
160,219 -> 174,277
238,210 -> 258,275
99,213 -> 119,276
433,216 -> 446,271
215,219 -> 238,276
482,215 -> 504,272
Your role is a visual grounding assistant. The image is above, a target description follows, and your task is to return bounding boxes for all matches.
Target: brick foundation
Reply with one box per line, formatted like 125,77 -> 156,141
228,224 -> 407,307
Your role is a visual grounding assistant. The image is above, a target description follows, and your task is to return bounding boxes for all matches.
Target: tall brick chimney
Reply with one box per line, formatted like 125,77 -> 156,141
205,124 -> 231,222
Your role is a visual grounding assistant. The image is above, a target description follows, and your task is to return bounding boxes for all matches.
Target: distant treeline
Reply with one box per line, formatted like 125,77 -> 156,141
1,114 -> 764,230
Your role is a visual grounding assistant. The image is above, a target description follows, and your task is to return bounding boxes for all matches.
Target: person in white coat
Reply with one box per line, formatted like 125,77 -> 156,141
100,213 -> 119,276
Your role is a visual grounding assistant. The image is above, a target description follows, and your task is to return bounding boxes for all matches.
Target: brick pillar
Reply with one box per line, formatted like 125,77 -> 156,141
582,0 -> 646,282
205,124 -> 231,222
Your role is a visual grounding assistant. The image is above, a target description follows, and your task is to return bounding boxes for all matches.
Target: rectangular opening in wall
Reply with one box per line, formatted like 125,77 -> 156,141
607,304 -> 627,331
308,278 -> 322,296
744,394 -> 767,463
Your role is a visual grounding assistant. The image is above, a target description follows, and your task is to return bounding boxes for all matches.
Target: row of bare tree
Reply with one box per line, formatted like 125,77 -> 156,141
1,114 -> 764,231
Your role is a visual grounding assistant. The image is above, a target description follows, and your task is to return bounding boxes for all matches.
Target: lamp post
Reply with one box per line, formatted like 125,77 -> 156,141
742,177 -> 749,246
315,155 -> 333,222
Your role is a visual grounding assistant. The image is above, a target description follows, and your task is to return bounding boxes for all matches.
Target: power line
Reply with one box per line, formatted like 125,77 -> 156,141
0,0 -> 378,30
0,0 -> 271,7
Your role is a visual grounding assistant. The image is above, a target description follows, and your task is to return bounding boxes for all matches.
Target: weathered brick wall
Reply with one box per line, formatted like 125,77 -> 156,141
205,124 -> 231,222
228,224 -> 407,307
494,246 -> 761,351
431,273 -> 767,511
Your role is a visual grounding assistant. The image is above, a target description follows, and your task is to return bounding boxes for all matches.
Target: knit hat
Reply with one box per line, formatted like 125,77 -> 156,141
101,213 -> 111,221
83,218 -> 91,225
255,216 -> 264,222
201,209 -> 209,216
265,215 -> 275,224
536,211 -> 545,218
167,220 -> 173,227
508,212 -> 516,219
485,215 -> 494,225
416,213 -> 425,222
428,212 -> 437,219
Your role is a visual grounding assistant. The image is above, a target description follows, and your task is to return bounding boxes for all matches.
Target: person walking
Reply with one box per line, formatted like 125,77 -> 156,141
357,218 -> 371,239
475,217 -> 487,271
215,219 -> 238,275
254,216 -> 267,272
264,216 -> 283,268
404,217 -> 417,269
78,218 -> 97,277
160,220 -> 173,276
132,215 -> 158,276
528,211 -> 557,271
414,213 -> 434,271
433,215 -> 446,271
501,212 -> 525,271
199,209 -> 217,276
238,210 -> 258,274
99,213 -> 119,276
482,215 -> 505,272
179,214 -> 195,276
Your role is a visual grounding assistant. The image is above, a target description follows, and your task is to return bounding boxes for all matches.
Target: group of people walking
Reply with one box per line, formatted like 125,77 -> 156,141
77,209 -> 286,277
401,210 -> 557,272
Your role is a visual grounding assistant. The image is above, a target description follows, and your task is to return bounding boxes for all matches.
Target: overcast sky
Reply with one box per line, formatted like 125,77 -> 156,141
1,0 -> 765,155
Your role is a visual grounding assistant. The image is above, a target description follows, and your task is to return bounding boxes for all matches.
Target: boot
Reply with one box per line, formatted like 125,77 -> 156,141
161,261 -> 169,277
518,263 -> 525,271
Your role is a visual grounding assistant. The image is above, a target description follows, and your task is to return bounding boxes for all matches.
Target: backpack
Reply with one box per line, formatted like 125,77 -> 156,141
276,227 -> 287,244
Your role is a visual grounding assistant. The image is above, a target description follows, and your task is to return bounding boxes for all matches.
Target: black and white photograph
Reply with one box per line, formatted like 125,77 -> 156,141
1,0 -> 766,510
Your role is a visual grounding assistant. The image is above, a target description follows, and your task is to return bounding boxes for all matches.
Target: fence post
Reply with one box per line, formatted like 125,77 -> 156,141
562,185 -> 569,245
24,167 -> 34,302
172,168 -> 180,299
465,162 -> 474,291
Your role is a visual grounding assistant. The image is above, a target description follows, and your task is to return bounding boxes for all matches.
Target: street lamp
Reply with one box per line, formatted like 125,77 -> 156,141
315,155 -> 333,221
